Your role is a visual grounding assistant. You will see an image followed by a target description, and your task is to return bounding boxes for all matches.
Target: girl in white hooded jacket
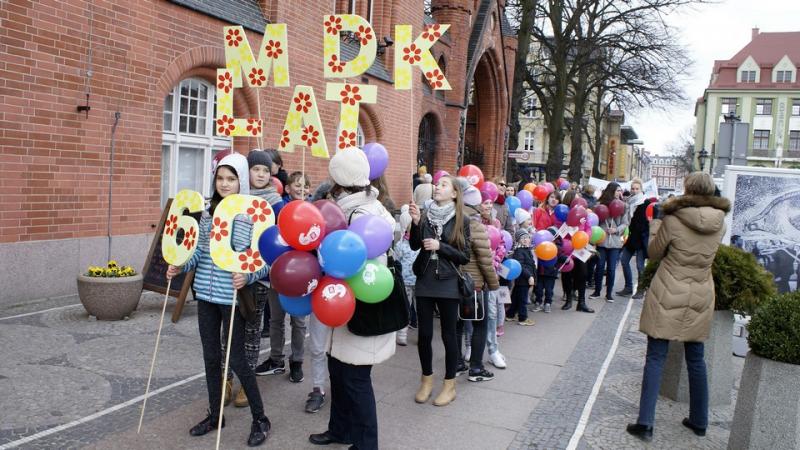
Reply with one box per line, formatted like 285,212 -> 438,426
308,147 -> 396,450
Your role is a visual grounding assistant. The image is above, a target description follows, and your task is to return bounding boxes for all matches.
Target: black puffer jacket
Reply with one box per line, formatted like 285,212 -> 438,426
411,213 -> 471,299
511,246 -> 536,286
624,199 -> 652,252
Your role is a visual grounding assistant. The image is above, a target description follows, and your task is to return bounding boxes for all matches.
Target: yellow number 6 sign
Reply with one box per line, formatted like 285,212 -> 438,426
209,194 -> 275,273
162,189 -> 205,266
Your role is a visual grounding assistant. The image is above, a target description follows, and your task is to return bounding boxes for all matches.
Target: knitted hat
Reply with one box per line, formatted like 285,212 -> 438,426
514,228 -> 530,242
329,147 -> 370,188
398,204 -> 412,232
247,149 -> 273,169
463,186 -> 482,206
514,208 -> 531,225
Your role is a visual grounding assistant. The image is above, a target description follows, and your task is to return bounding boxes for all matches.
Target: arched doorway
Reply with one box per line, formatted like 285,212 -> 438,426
464,51 -> 505,176
418,113 -> 438,171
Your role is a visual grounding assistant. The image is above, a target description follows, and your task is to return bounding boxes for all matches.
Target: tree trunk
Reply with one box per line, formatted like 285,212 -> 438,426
569,71 -> 589,182
508,0 -> 537,153
591,96 -> 605,178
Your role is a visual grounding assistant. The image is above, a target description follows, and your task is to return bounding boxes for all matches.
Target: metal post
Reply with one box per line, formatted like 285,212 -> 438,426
107,112 -> 121,262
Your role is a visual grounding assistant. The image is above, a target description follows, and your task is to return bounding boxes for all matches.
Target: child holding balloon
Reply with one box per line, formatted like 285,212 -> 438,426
166,152 -> 271,447
534,190 -> 561,230
394,205 -> 419,345
508,229 -> 537,325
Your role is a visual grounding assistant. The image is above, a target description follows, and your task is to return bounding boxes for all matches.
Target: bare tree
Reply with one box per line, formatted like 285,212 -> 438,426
666,127 -> 696,172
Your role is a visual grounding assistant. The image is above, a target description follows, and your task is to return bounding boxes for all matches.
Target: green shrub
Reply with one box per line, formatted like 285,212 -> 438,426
747,291 -> 800,365
637,245 -> 775,315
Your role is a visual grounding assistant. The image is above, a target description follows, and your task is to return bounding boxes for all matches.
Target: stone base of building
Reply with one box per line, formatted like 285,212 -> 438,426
0,234 -> 153,310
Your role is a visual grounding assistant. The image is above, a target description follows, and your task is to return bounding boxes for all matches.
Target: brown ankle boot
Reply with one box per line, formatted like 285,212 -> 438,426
415,375 -> 434,403
433,379 -> 456,406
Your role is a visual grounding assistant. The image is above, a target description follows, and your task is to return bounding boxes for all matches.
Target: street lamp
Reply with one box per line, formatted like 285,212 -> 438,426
698,148 -> 709,171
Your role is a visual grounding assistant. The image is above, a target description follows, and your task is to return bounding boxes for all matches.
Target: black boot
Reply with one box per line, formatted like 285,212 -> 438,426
561,291 -> 574,310
247,416 -> 271,447
626,423 -> 653,442
576,292 -> 594,313
190,412 -> 225,436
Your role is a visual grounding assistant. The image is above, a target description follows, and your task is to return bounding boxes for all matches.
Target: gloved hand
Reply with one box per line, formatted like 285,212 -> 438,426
652,204 -> 664,220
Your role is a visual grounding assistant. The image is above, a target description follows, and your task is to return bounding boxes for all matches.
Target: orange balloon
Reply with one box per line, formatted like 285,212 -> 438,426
535,241 -> 558,260
524,183 -> 536,193
572,230 -> 589,250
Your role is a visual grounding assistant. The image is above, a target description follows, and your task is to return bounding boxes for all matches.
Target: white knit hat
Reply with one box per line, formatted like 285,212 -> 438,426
398,204 -> 412,232
329,147 -> 370,188
463,186 -> 482,207
514,208 -> 531,225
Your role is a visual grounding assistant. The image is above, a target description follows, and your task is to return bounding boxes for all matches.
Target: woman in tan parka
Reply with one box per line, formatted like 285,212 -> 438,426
626,172 -> 731,443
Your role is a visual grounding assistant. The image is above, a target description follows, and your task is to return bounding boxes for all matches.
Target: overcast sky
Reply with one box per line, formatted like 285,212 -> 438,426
627,0 -> 800,155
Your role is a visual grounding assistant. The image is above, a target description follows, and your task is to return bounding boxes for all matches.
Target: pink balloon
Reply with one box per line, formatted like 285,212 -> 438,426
480,182 -> 500,202
570,197 -> 588,209
609,199 -> 625,218
501,230 -> 513,251
312,200 -> 347,235
566,205 -> 587,227
433,170 -> 449,184
561,239 -> 574,256
560,257 -> 575,273
543,183 -> 555,194
486,225 -> 502,250
594,204 -> 610,222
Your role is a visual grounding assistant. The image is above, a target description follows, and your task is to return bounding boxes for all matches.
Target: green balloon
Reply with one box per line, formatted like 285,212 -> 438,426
590,226 -> 606,244
346,259 -> 393,303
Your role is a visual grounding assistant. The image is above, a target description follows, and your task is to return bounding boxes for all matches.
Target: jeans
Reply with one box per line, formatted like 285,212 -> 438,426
456,291 -> 488,370
417,296 -> 459,379
508,284 -> 530,320
594,247 -> 622,297
485,290 -> 500,355
197,300 -> 264,421
327,356 -> 378,450
243,284 -> 268,370
267,287 -> 308,362
405,285 -> 417,327
637,337 -> 708,428
621,247 -> 647,291
308,313 -> 331,393
534,275 -> 556,304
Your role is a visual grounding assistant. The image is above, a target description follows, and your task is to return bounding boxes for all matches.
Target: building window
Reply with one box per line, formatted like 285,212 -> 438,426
792,99 -> 800,116
720,97 -> 737,115
525,96 -> 536,118
755,98 -> 773,115
790,131 -> 800,151
524,131 -> 535,151
776,70 -> 793,83
741,70 -> 756,83
753,130 -> 770,150
161,78 -> 232,206
357,123 -> 365,148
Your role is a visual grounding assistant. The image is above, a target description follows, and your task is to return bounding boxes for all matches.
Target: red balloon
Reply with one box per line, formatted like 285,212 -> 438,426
609,199 -> 625,218
594,204 -> 610,222
270,251 -> 322,297
278,200 -> 326,251
457,164 -> 484,188
311,276 -> 356,327
272,177 -> 283,195
533,185 -> 549,202
570,197 -> 588,209
566,205 -> 587,227
312,200 -> 347,234
646,203 -> 655,221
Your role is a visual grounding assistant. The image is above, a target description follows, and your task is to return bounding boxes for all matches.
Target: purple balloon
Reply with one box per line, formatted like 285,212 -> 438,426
533,229 -> 554,247
501,230 -> 513,252
362,143 -> 389,181
348,214 -> 394,259
559,180 -> 570,190
516,190 -> 534,211
587,212 -> 599,227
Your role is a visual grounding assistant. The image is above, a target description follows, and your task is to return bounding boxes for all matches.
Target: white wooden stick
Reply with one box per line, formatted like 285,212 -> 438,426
215,289 -> 238,450
137,279 -> 172,433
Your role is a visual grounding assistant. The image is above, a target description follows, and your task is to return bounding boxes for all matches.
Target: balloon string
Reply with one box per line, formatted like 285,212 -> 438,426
215,289 -> 238,450
137,278 -> 171,433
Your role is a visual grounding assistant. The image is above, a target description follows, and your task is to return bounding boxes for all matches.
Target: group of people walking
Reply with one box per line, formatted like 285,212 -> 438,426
164,149 -> 728,448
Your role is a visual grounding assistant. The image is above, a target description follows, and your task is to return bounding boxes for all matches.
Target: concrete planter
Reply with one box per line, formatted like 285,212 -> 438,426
728,353 -> 800,449
660,310 -> 734,406
77,273 -> 143,320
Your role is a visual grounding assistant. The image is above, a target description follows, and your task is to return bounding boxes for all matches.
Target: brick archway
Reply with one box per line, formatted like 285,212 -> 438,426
466,49 -> 506,178
358,103 -> 385,142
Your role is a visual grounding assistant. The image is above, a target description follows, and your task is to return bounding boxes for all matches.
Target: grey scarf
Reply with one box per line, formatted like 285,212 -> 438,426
251,186 -> 283,206
426,201 -> 456,239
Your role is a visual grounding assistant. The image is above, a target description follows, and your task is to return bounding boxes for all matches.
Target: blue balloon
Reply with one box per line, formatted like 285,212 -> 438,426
501,259 -> 522,281
540,257 -> 557,267
505,196 -> 521,218
554,204 -> 569,222
319,230 -> 368,279
258,225 -> 291,265
278,294 -> 312,316
271,200 -> 284,219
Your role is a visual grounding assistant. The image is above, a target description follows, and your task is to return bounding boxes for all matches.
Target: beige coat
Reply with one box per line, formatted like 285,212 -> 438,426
462,205 -> 500,291
639,195 -> 731,342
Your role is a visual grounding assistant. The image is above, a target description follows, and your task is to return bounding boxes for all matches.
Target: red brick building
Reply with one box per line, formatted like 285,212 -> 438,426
0,0 -> 515,304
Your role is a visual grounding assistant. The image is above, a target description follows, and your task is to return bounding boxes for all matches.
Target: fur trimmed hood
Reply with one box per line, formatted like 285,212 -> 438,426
662,195 -> 731,235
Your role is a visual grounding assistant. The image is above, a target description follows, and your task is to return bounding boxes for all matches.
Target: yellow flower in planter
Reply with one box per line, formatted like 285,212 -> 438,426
107,260 -> 119,269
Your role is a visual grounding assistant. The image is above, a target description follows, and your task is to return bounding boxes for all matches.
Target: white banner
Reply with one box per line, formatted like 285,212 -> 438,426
587,177 -> 659,199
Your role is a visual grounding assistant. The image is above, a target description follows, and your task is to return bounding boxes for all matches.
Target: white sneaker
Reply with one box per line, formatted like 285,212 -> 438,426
464,346 -> 471,362
396,328 -> 408,346
489,352 -> 507,369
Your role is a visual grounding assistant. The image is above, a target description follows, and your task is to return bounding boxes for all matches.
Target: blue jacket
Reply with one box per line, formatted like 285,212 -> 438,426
183,211 -> 267,305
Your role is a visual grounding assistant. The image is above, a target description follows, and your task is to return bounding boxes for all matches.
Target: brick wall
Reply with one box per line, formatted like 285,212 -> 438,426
0,0 -> 513,244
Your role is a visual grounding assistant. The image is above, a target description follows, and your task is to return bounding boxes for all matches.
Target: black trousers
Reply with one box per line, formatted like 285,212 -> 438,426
562,259 -> 587,299
416,296 -> 459,379
197,300 -> 264,421
456,290 -> 488,370
327,356 -> 378,450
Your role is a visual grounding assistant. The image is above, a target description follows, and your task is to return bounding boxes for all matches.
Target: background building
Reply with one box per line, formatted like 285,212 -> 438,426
695,28 -> 800,172
649,156 -> 686,194
0,0 -> 516,306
